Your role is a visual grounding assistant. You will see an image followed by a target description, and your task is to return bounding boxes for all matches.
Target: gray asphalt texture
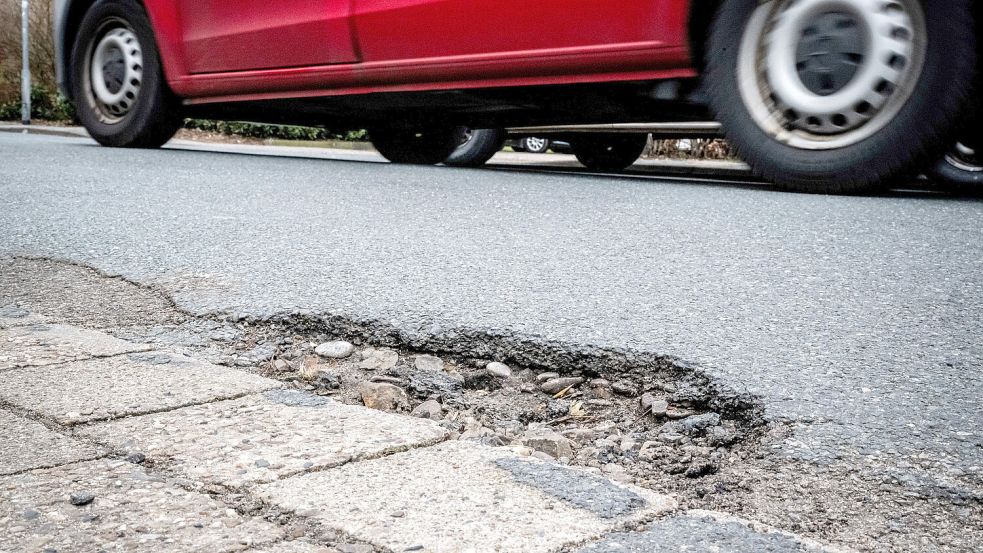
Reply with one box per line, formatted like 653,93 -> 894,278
578,515 -> 821,553
494,457 -> 647,519
2,133 -> 981,500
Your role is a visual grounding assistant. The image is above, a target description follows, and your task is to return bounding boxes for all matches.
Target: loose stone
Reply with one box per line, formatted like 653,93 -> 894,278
536,372 -> 560,383
666,406 -> 699,419
411,399 -> 443,420
317,370 -> 342,389
640,393 -> 669,417
126,452 -> 146,464
540,377 -> 584,395
414,354 -> 444,372
358,348 -> 399,370
358,381 -> 410,412
521,427 -> 574,459
69,491 -> 95,506
314,340 -> 355,359
485,362 -> 512,378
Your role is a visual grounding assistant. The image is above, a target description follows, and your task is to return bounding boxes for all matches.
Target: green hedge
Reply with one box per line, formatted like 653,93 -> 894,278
183,119 -> 367,142
0,86 -> 76,122
0,87 -> 367,142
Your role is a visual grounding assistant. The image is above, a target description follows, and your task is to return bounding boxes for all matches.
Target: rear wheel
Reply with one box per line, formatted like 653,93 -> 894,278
706,0 -> 976,193
71,0 -> 182,147
369,125 -> 459,165
930,141 -> 983,193
522,137 -> 551,154
571,134 -> 647,171
444,128 -> 506,167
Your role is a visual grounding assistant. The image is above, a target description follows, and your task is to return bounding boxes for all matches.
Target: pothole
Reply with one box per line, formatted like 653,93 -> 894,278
213,315 -> 768,494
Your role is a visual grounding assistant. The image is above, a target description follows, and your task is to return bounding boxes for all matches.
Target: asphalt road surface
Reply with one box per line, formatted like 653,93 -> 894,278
2,132 -> 981,504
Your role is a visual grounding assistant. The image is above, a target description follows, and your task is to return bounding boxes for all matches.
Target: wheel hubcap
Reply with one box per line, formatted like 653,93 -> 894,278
526,138 -> 547,151
89,26 -> 143,121
794,11 -> 865,96
738,0 -> 927,149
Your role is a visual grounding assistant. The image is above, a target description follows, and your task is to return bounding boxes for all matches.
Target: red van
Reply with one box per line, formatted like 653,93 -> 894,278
54,0 -> 979,193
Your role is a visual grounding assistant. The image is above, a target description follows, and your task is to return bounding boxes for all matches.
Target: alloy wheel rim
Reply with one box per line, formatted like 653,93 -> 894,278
525,137 -> 548,152
737,0 -> 927,150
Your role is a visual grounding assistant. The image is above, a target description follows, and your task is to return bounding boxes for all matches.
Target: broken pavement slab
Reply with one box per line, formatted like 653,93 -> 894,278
244,540 -> 337,553
0,350 -> 281,424
0,458 -> 284,552
257,441 -> 675,553
79,389 -> 449,487
0,306 -> 46,329
0,323 -> 150,370
577,511 -> 847,553
0,410 -> 105,475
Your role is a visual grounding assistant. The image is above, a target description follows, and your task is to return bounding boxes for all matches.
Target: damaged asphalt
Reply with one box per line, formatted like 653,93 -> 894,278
1,133 -> 982,538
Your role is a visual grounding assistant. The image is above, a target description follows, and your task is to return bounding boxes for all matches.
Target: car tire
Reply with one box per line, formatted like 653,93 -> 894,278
369,125 -> 459,165
71,0 -> 182,148
521,137 -> 551,154
706,0 -> 976,194
571,134 -> 647,171
444,128 -> 506,167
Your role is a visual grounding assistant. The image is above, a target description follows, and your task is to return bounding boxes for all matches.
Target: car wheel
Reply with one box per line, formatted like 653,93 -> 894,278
706,0 -> 976,194
929,141 -> 983,193
522,137 -> 551,154
571,134 -> 647,171
369,125 -> 459,165
71,0 -> 182,148
444,128 -> 506,167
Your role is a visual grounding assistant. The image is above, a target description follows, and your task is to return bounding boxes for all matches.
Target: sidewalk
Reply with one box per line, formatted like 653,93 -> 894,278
0,258 -> 841,552
0,123 -> 753,179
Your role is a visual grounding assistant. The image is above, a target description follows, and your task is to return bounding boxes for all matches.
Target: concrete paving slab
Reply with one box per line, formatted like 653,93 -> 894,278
0,323 -> 149,370
0,306 -> 45,329
0,351 -> 281,424
0,410 -> 105,475
79,389 -> 449,487
257,441 -> 675,553
577,511 -> 842,553
0,458 -> 283,552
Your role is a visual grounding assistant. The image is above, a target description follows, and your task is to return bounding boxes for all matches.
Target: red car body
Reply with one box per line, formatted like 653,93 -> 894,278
141,0 -> 695,104
54,0 -> 980,192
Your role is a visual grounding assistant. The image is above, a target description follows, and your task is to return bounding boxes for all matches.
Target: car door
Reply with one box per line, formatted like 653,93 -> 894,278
351,0 -> 670,63
177,0 -> 358,73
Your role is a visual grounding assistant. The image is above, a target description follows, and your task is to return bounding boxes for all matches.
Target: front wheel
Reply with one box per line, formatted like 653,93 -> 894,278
71,0 -> 182,147
369,125 -> 459,165
571,134 -> 648,171
706,0 -> 976,194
